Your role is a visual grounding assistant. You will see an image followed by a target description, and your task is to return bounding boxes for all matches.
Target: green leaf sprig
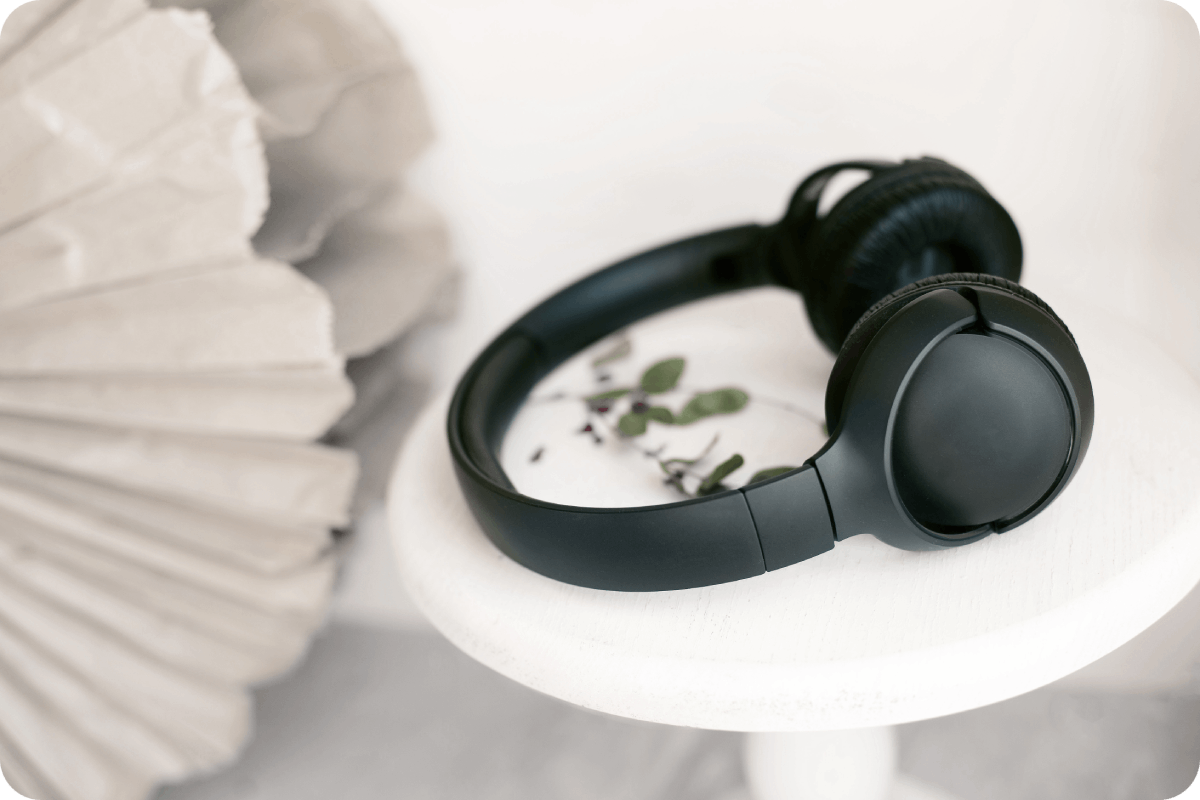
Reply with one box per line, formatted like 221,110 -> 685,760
610,358 -> 750,436
530,339 -> 811,498
582,354 -> 794,495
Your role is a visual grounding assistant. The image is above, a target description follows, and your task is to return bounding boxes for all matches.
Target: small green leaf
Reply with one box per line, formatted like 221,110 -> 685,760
659,435 -> 720,472
618,412 -> 648,436
592,339 -> 632,367
660,435 -> 720,489
646,406 -> 675,425
748,466 -> 797,484
586,388 -> 631,403
697,454 -> 744,496
676,388 -> 749,425
640,358 -> 685,394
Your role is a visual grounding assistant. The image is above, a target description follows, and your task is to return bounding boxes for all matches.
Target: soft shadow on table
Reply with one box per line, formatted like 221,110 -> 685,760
155,624 -> 745,800
156,623 -> 1200,800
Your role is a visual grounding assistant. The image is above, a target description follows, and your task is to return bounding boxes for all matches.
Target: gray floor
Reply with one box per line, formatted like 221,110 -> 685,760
157,623 -> 1200,800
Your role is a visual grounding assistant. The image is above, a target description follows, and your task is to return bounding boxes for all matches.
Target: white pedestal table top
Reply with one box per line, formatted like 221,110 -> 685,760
389,287 -> 1200,732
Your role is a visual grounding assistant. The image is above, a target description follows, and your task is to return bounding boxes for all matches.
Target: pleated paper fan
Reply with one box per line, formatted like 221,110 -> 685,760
0,0 -> 358,797
157,0 -> 456,360
161,0 -> 458,526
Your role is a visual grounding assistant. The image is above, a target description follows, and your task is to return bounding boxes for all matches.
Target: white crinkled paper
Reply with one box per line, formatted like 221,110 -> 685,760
160,0 -> 456,358
0,1 -> 366,798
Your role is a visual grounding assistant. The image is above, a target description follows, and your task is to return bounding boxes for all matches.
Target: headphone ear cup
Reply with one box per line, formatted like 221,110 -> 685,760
802,159 -> 1023,353
823,272 -> 1071,433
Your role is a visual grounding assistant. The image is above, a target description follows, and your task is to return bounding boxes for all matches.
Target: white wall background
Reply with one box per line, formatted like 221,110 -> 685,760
368,0 -> 1200,392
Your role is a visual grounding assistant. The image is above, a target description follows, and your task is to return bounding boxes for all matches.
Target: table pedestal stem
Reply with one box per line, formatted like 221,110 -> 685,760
743,727 -> 897,800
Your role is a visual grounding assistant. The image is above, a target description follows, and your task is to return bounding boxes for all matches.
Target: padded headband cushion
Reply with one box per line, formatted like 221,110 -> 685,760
823,272 -> 1073,433
802,159 -> 1023,353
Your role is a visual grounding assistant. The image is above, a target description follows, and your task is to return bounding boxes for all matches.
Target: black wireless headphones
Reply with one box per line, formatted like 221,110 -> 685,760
447,157 -> 1094,592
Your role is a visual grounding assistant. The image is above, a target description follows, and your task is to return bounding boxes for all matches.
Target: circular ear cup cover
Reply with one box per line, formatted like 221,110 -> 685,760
801,159 -> 1024,353
824,272 -> 1074,432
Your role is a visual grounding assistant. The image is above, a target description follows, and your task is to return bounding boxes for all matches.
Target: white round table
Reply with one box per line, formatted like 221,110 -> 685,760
389,287 -> 1200,799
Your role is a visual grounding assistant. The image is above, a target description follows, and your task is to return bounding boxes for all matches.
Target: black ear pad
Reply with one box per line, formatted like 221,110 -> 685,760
823,272 -> 1073,433
800,159 -> 1023,353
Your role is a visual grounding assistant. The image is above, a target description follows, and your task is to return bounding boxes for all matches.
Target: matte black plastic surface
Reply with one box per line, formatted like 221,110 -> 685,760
742,465 -> 836,570
973,288 -> 1095,523
459,332 -> 543,489
447,224 -> 830,592
813,282 -> 1093,550
824,272 -> 1059,433
891,333 -> 1072,529
813,289 -> 983,549
452,460 -> 766,592
517,226 -> 776,364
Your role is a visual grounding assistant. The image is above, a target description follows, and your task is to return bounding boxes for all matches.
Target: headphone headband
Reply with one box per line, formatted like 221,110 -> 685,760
448,224 -> 836,591
784,158 -> 899,221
